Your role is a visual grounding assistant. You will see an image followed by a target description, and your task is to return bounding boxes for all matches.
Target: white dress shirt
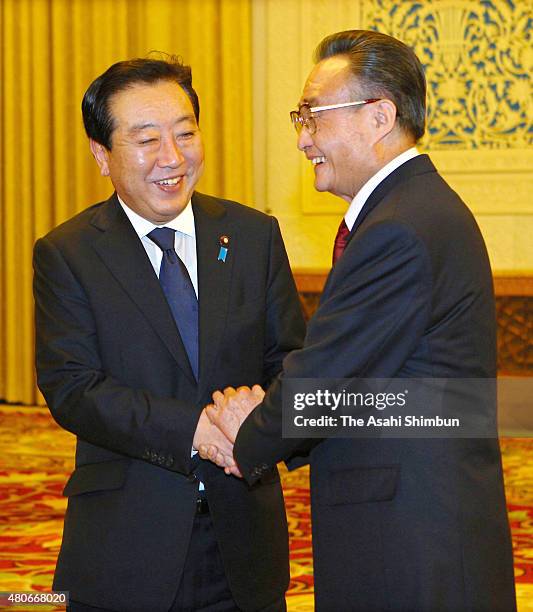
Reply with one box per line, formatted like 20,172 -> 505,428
344,147 -> 420,230
118,196 -> 198,295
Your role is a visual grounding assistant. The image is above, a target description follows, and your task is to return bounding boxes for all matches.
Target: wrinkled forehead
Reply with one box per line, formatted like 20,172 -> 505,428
299,56 -> 354,107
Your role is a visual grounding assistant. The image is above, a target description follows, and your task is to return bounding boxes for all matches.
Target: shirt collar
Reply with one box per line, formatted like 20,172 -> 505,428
117,194 -> 196,239
344,147 -> 420,231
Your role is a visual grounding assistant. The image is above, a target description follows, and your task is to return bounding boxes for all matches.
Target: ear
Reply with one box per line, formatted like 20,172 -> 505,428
89,139 -> 111,177
370,99 -> 397,141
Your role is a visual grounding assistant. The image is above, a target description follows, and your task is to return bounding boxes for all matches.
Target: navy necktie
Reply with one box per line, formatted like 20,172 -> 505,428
148,227 -> 199,380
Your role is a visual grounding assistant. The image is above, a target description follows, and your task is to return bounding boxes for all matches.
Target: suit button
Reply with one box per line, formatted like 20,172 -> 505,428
166,456 -> 174,468
188,474 -> 197,482
260,463 -> 269,471
251,467 -> 262,477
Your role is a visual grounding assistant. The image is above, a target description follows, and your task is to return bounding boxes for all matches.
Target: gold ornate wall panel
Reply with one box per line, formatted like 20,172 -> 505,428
260,0 -> 532,270
364,0 -> 533,273
366,0 -> 531,150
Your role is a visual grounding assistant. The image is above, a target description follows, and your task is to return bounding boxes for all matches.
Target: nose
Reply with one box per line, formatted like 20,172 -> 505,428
297,126 -> 313,152
157,136 -> 185,168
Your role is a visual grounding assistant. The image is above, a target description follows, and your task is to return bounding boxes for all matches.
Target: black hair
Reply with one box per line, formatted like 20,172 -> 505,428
315,30 -> 426,141
82,55 -> 199,149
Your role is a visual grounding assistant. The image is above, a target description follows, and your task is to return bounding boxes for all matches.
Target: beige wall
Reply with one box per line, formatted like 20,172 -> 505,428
251,0 -> 532,272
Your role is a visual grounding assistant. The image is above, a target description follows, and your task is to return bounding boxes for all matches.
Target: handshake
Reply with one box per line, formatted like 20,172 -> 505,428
193,384 -> 266,478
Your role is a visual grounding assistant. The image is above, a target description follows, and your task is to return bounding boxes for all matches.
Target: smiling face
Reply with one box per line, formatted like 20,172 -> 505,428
297,56 -> 381,203
90,80 -> 205,224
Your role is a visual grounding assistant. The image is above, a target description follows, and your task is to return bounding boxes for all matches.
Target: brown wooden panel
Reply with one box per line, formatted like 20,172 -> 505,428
497,296 -> 533,374
293,271 -> 533,374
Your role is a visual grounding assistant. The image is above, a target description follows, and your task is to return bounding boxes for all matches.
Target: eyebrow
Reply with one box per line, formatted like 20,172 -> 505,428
128,114 -> 196,133
298,98 -> 315,109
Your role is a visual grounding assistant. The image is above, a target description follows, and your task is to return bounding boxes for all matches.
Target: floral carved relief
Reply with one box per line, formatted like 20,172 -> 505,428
364,0 -> 532,149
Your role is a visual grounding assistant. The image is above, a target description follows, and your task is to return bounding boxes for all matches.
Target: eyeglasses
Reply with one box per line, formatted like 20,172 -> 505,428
290,99 -> 380,135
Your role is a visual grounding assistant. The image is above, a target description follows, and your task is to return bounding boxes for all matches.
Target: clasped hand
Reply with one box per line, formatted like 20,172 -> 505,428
193,385 -> 265,477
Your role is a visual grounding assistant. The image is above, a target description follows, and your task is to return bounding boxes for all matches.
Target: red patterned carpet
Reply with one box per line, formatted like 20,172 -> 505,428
0,405 -> 531,611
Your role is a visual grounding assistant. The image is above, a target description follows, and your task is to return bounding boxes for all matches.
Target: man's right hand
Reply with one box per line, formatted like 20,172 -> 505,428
193,409 -> 242,477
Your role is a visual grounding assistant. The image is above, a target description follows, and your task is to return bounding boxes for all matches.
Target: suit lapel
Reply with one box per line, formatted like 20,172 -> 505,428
193,192 -> 235,395
347,154 -> 436,244
322,155 -> 437,298
90,194 -> 196,384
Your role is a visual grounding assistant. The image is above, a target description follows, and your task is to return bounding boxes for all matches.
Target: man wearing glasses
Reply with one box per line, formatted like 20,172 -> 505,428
203,30 -> 516,611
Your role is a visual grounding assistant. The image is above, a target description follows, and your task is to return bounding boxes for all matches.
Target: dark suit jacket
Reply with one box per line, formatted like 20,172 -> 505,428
33,192 -> 305,612
234,156 -> 516,611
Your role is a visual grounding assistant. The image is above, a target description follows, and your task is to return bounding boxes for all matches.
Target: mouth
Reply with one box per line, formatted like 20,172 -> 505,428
154,176 -> 183,186
311,156 -> 327,166
152,176 -> 184,192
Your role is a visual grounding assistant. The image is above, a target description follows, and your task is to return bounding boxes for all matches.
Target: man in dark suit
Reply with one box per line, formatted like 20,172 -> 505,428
33,57 -> 305,612
203,30 -> 516,611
